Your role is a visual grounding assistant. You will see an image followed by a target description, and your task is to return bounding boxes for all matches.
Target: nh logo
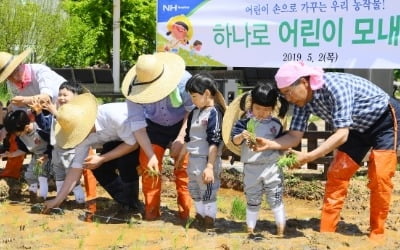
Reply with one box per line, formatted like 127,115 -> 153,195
162,4 -> 178,11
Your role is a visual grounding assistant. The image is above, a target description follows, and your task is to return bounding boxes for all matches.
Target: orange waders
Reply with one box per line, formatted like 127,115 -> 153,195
0,134 -> 25,179
83,148 -> 97,201
139,144 -> 191,220
320,151 -> 359,232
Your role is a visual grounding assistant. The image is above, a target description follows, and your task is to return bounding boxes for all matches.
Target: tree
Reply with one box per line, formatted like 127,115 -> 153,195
49,0 -> 156,68
0,0 -> 69,63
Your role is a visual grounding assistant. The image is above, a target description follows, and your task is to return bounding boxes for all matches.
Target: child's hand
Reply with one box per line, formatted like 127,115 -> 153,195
41,100 -> 57,115
28,96 -> 43,114
202,164 -> 214,184
37,154 -> 48,165
241,130 -> 252,140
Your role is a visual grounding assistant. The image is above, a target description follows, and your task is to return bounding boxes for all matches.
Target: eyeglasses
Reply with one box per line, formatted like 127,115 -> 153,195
279,84 -> 296,99
279,79 -> 301,99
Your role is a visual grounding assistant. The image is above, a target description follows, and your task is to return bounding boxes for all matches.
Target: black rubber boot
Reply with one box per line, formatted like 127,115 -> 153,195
102,176 -> 125,204
121,180 -> 142,212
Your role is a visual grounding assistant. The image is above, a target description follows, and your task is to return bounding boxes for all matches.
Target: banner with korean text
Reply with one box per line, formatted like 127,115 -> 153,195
156,0 -> 399,68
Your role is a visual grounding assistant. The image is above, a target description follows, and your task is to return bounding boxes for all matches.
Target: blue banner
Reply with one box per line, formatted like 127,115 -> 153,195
157,0 -> 205,22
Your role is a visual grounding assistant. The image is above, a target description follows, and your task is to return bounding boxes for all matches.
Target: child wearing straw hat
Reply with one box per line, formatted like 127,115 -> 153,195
2,109 -> 53,203
37,82 -> 96,206
121,52 -> 194,221
177,72 -> 226,229
43,93 -> 141,216
228,83 -> 289,237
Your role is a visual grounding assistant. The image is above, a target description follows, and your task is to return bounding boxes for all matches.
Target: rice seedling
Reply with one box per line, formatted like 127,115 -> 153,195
246,118 -> 259,146
33,160 -> 43,177
230,197 -> 246,220
277,153 -> 298,169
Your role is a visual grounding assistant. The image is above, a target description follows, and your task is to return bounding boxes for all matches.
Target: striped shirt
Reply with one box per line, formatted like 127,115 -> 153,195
290,72 -> 389,133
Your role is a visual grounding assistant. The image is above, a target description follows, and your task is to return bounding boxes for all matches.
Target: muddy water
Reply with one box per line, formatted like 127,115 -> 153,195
1,177 -> 400,249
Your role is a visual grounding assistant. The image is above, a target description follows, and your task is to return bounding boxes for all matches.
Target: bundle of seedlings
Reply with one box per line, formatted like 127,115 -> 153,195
277,152 -> 298,169
246,118 -> 259,147
33,159 -> 44,177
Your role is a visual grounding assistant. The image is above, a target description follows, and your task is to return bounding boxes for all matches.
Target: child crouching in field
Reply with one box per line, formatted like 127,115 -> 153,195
38,82 -> 96,205
230,83 -> 289,237
177,73 -> 226,229
3,109 -> 53,203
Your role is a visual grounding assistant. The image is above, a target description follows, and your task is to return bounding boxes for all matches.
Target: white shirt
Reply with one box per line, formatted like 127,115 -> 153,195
7,64 -> 65,102
71,102 -> 136,168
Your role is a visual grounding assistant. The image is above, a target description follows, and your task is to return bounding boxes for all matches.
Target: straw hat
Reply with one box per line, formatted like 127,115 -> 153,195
222,92 -> 250,156
55,93 -> 98,149
222,91 -> 288,156
121,52 -> 185,104
214,90 -> 227,113
0,48 -> 32,82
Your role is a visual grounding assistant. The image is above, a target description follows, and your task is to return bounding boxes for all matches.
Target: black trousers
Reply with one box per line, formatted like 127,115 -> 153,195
92,141 -> 140,186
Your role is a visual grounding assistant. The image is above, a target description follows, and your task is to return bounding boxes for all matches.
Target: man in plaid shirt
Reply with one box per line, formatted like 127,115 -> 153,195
254,61 -> 400,243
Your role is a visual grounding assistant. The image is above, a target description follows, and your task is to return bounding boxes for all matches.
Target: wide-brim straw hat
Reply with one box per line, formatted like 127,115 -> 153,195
0,48 -> 32,82
55,93 -> 98,149
121,52 -> 185,104
222,92 -> 288,156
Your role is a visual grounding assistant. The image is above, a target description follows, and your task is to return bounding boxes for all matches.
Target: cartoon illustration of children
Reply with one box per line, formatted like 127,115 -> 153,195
164,15 -> 193,53
190,40 -> 203,56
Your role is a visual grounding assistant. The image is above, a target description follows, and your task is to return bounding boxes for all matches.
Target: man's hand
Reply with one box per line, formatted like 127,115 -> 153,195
250,137 -> 272,152
43,199 -> 61,214
83,154 -> 105,170
147,154 -> 160,173
287,149 -> 311,169
170,137 -> 184,158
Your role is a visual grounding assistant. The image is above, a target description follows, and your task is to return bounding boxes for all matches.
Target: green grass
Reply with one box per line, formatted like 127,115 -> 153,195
156,33 -> 225,67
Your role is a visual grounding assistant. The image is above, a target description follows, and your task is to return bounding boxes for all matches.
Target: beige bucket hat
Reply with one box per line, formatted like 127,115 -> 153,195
121,52 -> 185,104
0,48 -> 32,82
55,93 -> 98,149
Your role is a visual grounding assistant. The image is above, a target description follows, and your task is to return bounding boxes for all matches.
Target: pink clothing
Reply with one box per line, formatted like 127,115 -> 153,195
275,61 -> 324,90
15,64 -> 32,90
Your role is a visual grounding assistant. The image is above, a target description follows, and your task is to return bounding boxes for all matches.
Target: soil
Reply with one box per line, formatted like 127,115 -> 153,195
1,163 -> 400,250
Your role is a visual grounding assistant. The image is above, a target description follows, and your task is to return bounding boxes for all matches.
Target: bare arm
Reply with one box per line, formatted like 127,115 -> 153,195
304,127 -> 349,162
134,127 -> 154,159
83,143 -> 139,170
253,130 -> 304,151
170,111 -> 190,158
133,127 -> 159,171
43,168 -> 82,212
98,142 -> 138,163
11,94 -> 51,107
202,144 -> 218,184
